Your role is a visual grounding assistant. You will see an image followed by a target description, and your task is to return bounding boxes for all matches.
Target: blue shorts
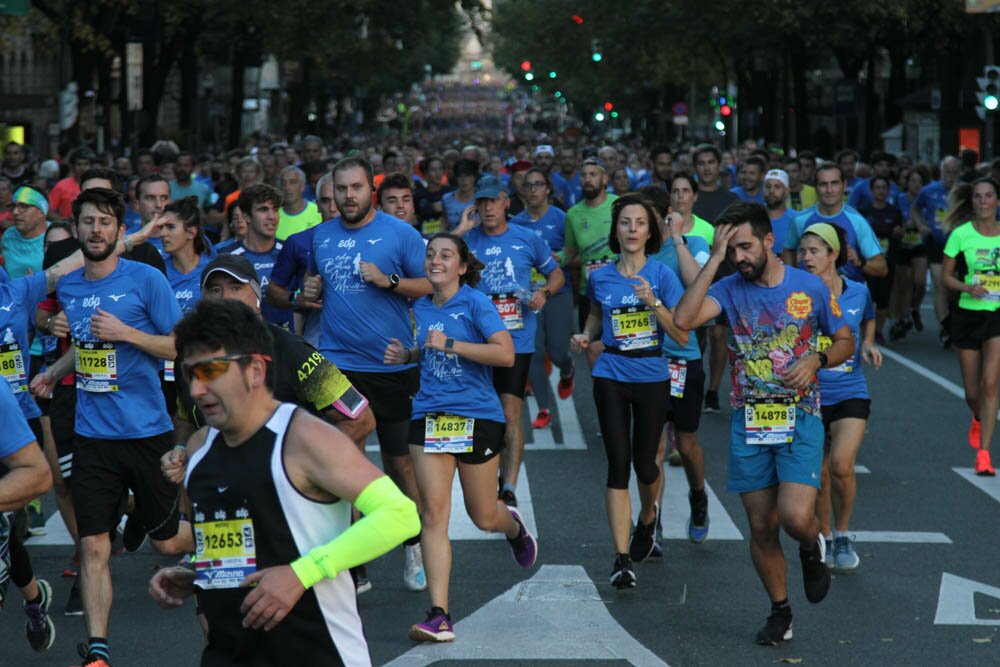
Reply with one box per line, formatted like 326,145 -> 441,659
726,407 -> 823,493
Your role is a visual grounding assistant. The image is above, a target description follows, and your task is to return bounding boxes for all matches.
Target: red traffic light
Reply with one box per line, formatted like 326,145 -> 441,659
604,101 -> 614,111
521,60 -> 532,72
720,104 -> 732,117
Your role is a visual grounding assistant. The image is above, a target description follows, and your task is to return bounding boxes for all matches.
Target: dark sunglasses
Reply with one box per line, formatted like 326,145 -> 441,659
181,353 -> 271,383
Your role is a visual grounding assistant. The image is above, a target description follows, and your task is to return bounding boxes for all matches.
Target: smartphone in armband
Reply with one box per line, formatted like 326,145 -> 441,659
332,386 -> 369,420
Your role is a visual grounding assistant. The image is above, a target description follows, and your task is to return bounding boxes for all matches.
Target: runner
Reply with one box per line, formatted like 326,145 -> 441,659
570,193 -> 689,588
149,298 -> 419,666
674,201 -> 852,645
382,232 -> 538,642
797,223 -> 882,571
455,174 -> 564,506
509,167 -> 575,429
940,178 -> 1000,474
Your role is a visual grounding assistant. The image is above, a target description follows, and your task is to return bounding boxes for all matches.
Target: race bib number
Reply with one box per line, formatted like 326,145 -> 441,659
610,306 -> 658,350
491,293 -> 524,330
744,397 -> 796,446
163,360 -> 175,383
75,341 -> 118,393
817,335 -> 852,372
584,259 -> 611,281
193,506 -> 257,590
424,413 -> 475,454
974,273 -> 1000,300
0,342 -> 26,393
901,230 -> 922,247
668,359 -> 687,398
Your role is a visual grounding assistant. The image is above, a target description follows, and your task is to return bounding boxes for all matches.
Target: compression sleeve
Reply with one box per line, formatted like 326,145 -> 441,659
290,475 -> 419,589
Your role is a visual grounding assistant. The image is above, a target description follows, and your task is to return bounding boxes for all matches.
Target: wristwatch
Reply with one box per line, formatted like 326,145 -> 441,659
817,351 -> 829,368
387,273 -> 401,290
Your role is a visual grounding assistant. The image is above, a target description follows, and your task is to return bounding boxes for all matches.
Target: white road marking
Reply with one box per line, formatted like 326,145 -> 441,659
385,565 -> 669,666
935,572 -> 1000,625
628,466 -> 743,540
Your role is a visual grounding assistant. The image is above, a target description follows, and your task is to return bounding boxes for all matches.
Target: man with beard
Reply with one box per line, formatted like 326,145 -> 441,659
55,187 -> 192,667
551,145 -> 582,208
299,157 -> 431,593
564,158 -> 619,334
168,152 -> 211,210
764,170 -> 795,254
219,184 -> 291,330
674,201 -> 852,646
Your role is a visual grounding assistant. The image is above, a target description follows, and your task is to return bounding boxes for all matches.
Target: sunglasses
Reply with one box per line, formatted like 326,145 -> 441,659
180,353 -> 271,383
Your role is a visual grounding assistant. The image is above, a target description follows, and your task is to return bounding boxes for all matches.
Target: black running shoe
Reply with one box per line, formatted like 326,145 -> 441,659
610,553 -> 636,589
628,517 -> 656,562
800,538 -> 831,603
756,607 -> 793,645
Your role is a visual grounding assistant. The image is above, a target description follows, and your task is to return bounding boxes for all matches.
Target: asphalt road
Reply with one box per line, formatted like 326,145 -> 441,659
3,305 -> 1000,666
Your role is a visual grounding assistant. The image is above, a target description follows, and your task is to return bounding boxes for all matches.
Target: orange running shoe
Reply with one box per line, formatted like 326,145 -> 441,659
969,417 -> 981,449
975,449 -> 995,476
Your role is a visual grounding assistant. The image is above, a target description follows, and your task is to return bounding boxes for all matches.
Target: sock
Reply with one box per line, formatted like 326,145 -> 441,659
88,637 -> 110,660
502,482 -> 516,495
404,533 -> 421,547
771,598 -> 790,613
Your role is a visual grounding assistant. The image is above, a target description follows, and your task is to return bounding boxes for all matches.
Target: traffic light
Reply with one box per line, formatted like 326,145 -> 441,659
591,39 -> 602,62
977,65 -> 1000,119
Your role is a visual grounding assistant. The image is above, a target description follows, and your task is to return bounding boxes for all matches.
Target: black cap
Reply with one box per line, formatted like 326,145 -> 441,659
200,254 -> 262,300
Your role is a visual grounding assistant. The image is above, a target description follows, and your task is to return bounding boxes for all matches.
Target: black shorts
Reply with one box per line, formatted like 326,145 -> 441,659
821,398 -> 871,430
665,358 -> 705,434
950,307 -> 1000,350
408,416 -> 505,465
493,352 -> 532,399
343,367 -> 419,423
72,432 -> 181,540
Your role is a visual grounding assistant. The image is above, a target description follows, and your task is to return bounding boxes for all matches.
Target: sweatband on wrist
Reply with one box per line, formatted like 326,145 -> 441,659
290,475 -> 419,589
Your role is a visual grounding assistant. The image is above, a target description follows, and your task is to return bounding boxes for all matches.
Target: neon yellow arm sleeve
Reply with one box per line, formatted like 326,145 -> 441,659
290,475 -> 420,589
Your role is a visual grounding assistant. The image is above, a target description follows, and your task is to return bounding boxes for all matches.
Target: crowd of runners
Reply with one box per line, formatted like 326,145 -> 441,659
0,133 -> 998,664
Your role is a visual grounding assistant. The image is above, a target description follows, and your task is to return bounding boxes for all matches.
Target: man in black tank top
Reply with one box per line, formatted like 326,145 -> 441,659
149,299 -> 419,666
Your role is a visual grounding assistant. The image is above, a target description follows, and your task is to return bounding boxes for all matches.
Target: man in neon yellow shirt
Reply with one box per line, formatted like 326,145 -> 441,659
277,166 -> 322,241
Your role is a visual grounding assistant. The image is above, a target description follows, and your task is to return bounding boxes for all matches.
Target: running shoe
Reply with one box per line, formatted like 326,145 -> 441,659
976,449 -> 996,476
500,489 -> 518,507
650,504 -> 664,558
352,565 -> 372,594
557,367 -> 575,400
64,578 -> 83,616
531,409 -> 552,429
687,490 -> 710,544
610,553 -> 636,589
629,516 -> 656,562
75,643 -> 111,667
969,417 -> 982,450
832,536 -> 860,571
755,607 -> 793,645
409,606 -> 455,642
911,308 -> 924,332
403,544 -> 427,592
26,499 -> 46,536
703,390 -> 721,413
24,578 -> 54,652
800,537 -> 831,603
666,450 -> 682,467
506,507 -> 538,568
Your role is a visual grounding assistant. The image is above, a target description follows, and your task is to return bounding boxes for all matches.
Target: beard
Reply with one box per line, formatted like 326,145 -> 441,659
81,237 -> 117,261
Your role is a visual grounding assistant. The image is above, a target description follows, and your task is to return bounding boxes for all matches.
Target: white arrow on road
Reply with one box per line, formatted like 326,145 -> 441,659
385,564 -> 669,666
934,572 -> 1000,625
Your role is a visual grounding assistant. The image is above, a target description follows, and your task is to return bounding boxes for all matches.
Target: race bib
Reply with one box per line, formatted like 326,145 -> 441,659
817,335 -> 852,373
901,230 -> 922,247
974,273 -> 1000,300
0,342 -> 26,393
744,397 -> 796,446
193,503 -> 257,590
75,341 -> 118,393
584,259 -> 612,281
491,293 -> 524,330
610,306 -> 658,350
668,359 -> 687,398
424,413 -> 475,454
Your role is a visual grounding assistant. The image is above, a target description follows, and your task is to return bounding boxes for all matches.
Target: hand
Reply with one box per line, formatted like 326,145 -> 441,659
300,275 -> 323,305
569,333 -> 591,353
149,566 -> 196,609
862,342 -> 882,370
29,372 -> 56,400
711,223 -> 738,261
384,337 -> 410,365
780,353 -> 821,389
47,312 -> 69,338
239,565 -> 305,631
90,309 -> 131,343
846,246 -> 862,267
631,275 -> 656,308
527,289 -> 548,312
359,261 -> 388,288
424,329 -> 448,352
665,209 -> 684,241
161,447 -> 188,485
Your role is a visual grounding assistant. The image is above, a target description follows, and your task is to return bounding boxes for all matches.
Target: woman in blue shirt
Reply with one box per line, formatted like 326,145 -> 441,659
384,232 -> 538,644
798,223 -> 882,573
570,193 -> 689,589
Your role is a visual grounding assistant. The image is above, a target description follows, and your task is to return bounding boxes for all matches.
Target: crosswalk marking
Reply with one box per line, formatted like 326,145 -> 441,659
628,466 -> 743,540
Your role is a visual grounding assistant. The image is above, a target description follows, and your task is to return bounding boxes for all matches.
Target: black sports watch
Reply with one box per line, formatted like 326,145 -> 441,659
387,273 -> 401,290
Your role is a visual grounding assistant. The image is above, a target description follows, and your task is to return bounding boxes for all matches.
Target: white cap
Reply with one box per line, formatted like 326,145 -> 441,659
764,169 -> 789,188
534,144 -> 555,157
